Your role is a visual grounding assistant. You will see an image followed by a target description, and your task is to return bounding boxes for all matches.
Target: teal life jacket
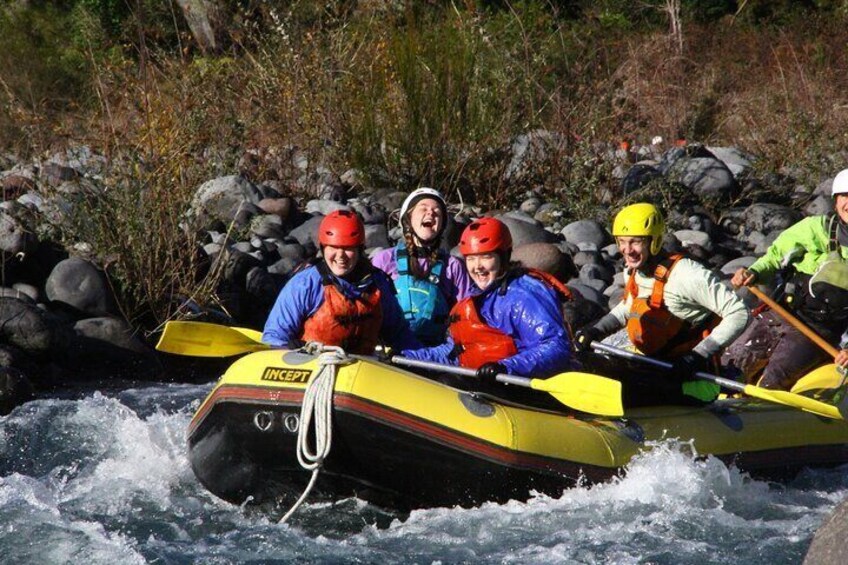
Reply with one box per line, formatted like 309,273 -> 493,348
395,242 -> 450,345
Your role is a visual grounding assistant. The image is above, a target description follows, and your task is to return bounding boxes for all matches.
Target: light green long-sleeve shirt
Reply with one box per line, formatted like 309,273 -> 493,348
600,257 -> 750,357
748,215 -> 848,283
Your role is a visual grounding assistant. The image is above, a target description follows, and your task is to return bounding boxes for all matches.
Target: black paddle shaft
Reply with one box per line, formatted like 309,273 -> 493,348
590,342 -> 746,394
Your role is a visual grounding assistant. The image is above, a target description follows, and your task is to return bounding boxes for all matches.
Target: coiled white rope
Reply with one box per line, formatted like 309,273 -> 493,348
280,342 -> 351,523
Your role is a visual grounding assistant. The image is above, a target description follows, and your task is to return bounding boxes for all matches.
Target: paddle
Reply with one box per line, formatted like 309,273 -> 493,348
156,321 -> 269,357
155,321 -> 624,416
390,355 -> 623,417
590,341 -> 844,420
746,285 -> 839,357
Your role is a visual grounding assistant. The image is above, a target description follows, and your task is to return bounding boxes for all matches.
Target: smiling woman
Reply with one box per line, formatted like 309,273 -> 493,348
400,217 -> 575,384
261,210 -> 421,354
371,188 -> 473,345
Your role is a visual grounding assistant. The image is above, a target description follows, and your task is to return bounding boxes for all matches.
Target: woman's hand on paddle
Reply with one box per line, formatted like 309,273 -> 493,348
731,268 -> 757,288
835,349 -> 848,368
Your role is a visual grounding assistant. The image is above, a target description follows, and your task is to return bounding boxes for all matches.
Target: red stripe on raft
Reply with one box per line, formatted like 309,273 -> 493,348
189,385 -> 304,431
188,385 -> 575,474
333,395 -> 570,473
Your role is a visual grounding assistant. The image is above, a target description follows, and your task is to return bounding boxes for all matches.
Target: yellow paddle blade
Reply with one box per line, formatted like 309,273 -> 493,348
156,321 -> 270,357
790,364 -> 846,397
530,372 -> 624,417
743,384 -> 843,420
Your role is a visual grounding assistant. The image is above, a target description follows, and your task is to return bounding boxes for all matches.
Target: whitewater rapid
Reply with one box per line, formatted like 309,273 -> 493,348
1,382 -> 844,564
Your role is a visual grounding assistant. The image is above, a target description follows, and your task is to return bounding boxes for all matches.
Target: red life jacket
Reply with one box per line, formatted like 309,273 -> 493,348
448,268 -> 572,369
301,264 -> 384,354
624,254 -> 718,357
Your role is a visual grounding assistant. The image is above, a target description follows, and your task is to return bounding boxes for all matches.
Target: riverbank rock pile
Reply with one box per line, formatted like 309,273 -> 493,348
0,139 -> 840,413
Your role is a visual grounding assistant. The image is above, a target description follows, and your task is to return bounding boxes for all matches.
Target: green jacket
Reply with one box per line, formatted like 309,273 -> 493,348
748,215 -> 848,283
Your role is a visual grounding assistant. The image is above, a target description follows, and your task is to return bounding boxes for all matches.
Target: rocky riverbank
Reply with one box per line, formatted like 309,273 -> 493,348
0,138 -> 838,413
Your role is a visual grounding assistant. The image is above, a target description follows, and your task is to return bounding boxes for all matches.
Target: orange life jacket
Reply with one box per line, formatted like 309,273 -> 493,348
448,268 -> 572,369
624,254 -> 718,357
301,264 -> 383,354
448,297 -> 517,369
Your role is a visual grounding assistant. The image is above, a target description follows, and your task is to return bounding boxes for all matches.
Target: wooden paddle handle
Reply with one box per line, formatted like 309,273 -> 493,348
747,285 -> 839,358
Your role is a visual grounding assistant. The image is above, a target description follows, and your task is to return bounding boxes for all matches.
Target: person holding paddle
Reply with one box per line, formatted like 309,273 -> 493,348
371,188 -> 474,345
573,203 -> 750,406
262,210 -> 421,354
728,168 -> 848,390
399,217 -> 574,381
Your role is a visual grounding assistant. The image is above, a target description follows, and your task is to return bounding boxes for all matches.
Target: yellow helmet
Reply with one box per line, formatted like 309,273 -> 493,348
612,203 -> 665,255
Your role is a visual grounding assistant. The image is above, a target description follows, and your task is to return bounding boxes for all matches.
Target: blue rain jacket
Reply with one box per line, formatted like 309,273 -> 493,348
401,272 -> 573,377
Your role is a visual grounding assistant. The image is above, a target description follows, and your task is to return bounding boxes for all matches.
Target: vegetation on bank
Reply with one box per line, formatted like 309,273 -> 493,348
3,0 -> 848,329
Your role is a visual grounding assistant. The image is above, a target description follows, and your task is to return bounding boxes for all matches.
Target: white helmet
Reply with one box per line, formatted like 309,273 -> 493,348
832,169 -> 848,197
398,187 -> 447,229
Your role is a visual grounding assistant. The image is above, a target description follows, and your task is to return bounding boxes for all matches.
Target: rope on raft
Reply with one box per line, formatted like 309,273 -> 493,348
280,342 -> 351,524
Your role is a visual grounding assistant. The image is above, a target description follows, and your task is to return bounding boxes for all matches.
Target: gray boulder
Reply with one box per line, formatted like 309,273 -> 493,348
288,215 -> 323,251
743,203 -> 802,234
621,163 -> 662,194
268,256 -> 301,277
304,199 -> 350,216
350,201 -> 387,225
754,230 -> 781,255
805,194 -> 832,217
572,250 -> 604,269
495,214 -> 551,247
68,316 -> 160,379
45,258 -> 117,317
0,297 -> 71,355
511,243 -> 577,281
673,229 -> 713,252
566,282 -> 606,307
562,285 -> 608,330
579,262 -> 614,285
250,214 -> 287,240
365,223 -> 391,249
705,146 -> 755,178
191,175 -> 263,228
561,219 -> 611,249
275,242 -> 307,262
257,197 -> 294,222
667,156 -> 737,200
804,497 -> 848,565
520,197 -> 543,216
0,203 -> 38,256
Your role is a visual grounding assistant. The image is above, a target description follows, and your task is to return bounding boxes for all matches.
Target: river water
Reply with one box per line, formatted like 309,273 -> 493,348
1,379 -> 846,564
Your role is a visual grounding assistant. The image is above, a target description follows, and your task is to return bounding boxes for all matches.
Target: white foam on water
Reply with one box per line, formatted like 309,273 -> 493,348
340,439 -> 847,564
0,472 -> 147,564
3,384 -> 847,564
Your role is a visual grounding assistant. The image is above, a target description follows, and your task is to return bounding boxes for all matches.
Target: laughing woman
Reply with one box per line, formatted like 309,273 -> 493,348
371,188 -> 474,345
400,217 -> 574,381
263,210 -> 420,354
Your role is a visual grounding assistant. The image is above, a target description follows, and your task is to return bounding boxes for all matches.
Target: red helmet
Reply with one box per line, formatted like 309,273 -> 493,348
459,217 -> 513,256
318,210 -> 365,247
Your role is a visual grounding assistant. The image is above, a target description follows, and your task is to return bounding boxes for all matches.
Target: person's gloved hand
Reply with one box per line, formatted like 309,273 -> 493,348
286,339 -> 305,350
681,380 -> 720,403
375,347 -> 394,364
475,362 -> 506,385
573,327 -> 602,354
671,352 -> 707,380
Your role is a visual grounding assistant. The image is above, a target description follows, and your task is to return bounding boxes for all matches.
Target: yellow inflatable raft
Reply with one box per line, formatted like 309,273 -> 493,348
187,349 -> 848,509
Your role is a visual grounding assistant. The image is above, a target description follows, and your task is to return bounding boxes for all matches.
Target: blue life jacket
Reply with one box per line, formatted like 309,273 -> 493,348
395,242 -> 450,345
